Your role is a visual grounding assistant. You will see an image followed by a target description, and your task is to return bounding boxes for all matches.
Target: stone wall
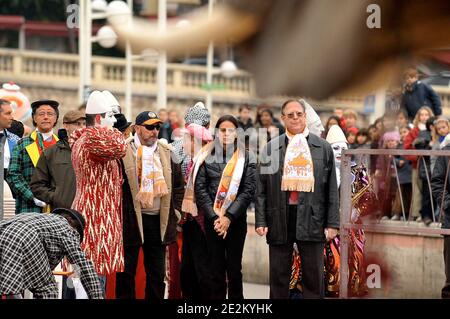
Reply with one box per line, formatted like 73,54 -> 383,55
243,214 -> 446,298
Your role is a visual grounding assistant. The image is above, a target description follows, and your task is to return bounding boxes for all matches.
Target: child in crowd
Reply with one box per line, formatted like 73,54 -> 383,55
376,131 -> 409,220
346,127 -> 358,148
404,106 -> 435,222
354,128 -> 370,148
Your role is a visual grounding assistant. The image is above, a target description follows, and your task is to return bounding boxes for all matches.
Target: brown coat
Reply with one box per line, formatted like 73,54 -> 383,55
122,138 -> 184,244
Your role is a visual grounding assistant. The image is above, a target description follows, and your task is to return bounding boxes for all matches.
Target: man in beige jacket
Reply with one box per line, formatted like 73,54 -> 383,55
115,111 -> 184,300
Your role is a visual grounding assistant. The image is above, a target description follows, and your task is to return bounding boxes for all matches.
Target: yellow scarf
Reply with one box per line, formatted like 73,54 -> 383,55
281,128 -> 314,192
182,143 -> 245,218
213,148 -> 246,216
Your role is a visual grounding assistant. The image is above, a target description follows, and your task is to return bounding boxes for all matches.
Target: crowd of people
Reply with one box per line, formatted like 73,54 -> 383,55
1,66 -> 450,299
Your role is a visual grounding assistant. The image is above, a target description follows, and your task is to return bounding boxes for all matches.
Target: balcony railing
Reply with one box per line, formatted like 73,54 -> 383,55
1,48 -> 450,112
0,48 -> 255,101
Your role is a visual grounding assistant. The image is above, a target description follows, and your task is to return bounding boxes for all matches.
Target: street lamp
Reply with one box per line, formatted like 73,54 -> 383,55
93,25 -> 118,48
79,0 -> 134,120
106,0 -> 167,113
220,60 -> 237,78
91,0 -> 108,12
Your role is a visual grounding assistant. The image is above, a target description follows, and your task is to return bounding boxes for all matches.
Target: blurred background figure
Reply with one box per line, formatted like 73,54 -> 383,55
158,108 -> 173,143
401,68 -> 442,121
237,104 -> 254,131
168,109 -> 183,141
114,113 -> 132,139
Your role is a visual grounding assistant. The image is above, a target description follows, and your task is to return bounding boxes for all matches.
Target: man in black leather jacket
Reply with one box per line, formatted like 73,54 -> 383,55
255,100 -> 339,299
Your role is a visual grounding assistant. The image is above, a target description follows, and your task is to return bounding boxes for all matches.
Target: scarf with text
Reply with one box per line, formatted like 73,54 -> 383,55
281,127 -> 314,192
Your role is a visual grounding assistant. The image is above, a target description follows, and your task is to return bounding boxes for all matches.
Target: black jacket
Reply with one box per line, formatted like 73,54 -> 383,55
255,133 -> 339,244
237,117 -> 254,131
195,146 -> 256,222
431,145 -> 450,229
401,80 -> 442,120
30,139 -> 76,209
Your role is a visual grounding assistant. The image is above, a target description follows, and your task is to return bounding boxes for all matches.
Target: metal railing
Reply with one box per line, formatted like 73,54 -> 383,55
339,148 -> 450,298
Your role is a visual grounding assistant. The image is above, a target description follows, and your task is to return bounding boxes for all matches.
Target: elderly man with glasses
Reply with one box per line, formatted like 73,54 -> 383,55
7,99 -> 60,214
255,99 -> 339,299
30,110 -> 86,213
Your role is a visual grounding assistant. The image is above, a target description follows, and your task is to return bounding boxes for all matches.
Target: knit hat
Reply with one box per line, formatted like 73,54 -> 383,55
383,130 -> 400,142
184,102 -> 210,126
326,124 -> 347,145
85,90 -> 112,115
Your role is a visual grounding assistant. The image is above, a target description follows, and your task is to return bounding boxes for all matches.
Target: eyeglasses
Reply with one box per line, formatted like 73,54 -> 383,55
142,124 -> 161,131
285,112 -> 305,119
36,112 -> 57,117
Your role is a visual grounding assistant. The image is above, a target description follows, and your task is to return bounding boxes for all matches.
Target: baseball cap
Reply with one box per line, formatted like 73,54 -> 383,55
135,111 -> 163,126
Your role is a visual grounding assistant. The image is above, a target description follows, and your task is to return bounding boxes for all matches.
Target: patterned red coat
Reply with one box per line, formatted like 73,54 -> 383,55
70,127 -> 127,275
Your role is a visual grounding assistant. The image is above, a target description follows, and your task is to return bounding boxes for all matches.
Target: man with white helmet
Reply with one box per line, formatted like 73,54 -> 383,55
70,90 -> 127,293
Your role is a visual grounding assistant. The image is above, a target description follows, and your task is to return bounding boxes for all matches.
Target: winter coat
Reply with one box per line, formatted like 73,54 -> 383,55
431,145 -> 450,229
195,146 -> 256,223
401,80 -> 442,120
255,133 -> 339,244
30,139 -> 76,210
70,127 -> 127,275
121,138 -> 184,245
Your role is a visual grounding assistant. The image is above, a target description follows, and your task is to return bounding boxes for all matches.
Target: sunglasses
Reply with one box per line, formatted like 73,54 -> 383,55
142,124 -> 161,131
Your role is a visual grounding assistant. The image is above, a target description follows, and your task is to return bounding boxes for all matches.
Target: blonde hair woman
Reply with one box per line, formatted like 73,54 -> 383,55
403,106 -> 434,223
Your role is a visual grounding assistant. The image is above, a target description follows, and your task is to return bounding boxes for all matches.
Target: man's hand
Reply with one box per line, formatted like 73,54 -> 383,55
256,227 -> 268,236
325,228 -> 338,241
33,197 -> 47,208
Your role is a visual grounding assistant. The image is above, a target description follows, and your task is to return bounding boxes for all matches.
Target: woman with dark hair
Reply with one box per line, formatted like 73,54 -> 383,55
255,108 -> 285,139
194,115 -> 256,299
322,115 -> 341,138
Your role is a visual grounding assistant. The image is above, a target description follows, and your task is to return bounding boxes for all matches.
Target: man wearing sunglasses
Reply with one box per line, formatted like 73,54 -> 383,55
116,111 -> 184,300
